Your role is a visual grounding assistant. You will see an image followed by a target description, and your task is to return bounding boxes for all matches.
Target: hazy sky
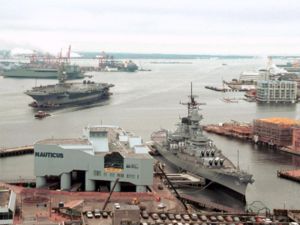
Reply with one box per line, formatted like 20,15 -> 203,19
1,0 -> 300,55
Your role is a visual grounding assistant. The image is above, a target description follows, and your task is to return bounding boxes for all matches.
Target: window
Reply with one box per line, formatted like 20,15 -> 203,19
126,174 -> 135,179
126,164 -> 139,169
104,152 -> 124,169
93,170 -> 102,176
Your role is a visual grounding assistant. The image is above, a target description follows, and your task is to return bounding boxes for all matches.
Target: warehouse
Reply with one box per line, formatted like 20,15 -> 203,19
34,125 -> 153,192
253,118 -> 300,147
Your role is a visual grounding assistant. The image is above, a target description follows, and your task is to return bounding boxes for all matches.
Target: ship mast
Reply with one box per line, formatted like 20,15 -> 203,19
58,63 -> 67,84
181,82 -> 205,116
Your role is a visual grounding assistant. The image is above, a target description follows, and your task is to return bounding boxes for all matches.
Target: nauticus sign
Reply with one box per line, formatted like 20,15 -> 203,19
35,152 -> 64,158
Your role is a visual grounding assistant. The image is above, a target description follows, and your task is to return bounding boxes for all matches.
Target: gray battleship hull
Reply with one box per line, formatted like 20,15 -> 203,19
154,143 -> 249,199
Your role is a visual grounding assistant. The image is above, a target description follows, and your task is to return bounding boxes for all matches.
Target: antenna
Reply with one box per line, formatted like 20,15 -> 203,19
181,82 -> 205,115
67,45 -> 71,63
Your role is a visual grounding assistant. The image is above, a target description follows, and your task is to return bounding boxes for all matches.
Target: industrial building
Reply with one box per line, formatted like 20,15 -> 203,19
253,118 -> 300,147
34,125 -> 153,192
0,189 -> 16,225
256,80 -> 297,103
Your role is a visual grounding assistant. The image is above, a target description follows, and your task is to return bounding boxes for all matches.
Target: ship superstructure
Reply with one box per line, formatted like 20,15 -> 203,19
151,84 -> 254,200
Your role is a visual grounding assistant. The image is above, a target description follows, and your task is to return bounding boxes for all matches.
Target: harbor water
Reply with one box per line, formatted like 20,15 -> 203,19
0,58 -> 300,209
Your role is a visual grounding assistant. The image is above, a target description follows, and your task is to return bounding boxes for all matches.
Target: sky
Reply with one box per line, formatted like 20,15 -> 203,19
1,0 -> 300,55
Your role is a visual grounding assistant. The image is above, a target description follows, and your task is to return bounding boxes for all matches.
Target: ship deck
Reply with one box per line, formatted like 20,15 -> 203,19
27,82 -> 111,95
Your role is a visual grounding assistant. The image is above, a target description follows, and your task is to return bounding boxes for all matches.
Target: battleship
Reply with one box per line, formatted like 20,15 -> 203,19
25,64 -> 114,108
150,84 -> 254,200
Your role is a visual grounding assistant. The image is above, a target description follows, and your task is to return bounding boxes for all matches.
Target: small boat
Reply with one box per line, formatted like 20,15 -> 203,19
221,97 -> 239,103
34,111 -> 50,119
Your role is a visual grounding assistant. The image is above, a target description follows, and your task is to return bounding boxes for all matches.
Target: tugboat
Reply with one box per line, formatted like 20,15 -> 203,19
150,83 -> 254,201
25,63 -> 114,109
34,111 -> 50,119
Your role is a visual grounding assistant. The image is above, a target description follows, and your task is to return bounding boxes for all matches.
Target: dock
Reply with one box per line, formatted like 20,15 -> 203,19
277,169 -> 300,183
203,122 -> 253,140
165,173 -> 206,187
203,119 -> 300,157
179,193 -> 244,213
0,145 -> 34,157
280,147 -> 300,156
205,85 -> 230,92
288,210 -> 300,223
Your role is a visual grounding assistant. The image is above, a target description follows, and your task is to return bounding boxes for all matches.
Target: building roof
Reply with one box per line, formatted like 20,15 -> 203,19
36,138 -> 90,145
257,80 -> 297,84
258,117 -> 300,126
0,189 -> 10,208
35,126 -> 152,159
0,188 -> 16,213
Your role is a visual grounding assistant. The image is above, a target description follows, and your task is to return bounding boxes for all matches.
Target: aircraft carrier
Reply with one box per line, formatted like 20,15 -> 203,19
150,84 -> 254,200
25,64 -> 114,108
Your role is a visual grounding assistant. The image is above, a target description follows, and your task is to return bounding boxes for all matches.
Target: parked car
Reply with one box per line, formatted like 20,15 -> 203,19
114,203 -> 120,209
217,215 -> 224,222
191,213 -> 198,221
94,209 -> 101,218
157,202 -> 166,209
233,216 -> 240,222
225,215 -> 233,222
183,214 -> 190,221
86,211 -> 93,219
210,216 -> 217,222
152,213 -> 159,220
102,211 -> 108,218
175,214 -> 182,221
263,218 -> 272,224
199,215 -> 208,222
160,213 -> 167,220
141,211 -> 149,219
167,213 -> 175,220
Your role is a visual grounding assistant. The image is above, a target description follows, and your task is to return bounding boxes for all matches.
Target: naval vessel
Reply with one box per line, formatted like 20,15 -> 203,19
1,63 -> 84,79
151,84 -> 254,200
25,64 -> 114,108
97,52 -> 138,72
